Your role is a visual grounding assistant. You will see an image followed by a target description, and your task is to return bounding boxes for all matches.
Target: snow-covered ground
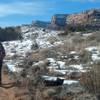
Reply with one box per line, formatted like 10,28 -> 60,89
7,64 -> 23,73
3,26 -> 63,58
32,58 -> 87,76
85,46 -> 100,62
42,75 -> 79,85
2,25 -> 100,87
3,40 -> 32,57
2,26 -> 65,74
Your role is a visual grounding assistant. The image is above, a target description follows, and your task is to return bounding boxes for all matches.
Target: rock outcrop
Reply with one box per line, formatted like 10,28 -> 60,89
48,14 -> 68,29
67,9 -> 100,25
49,9 -> 100,30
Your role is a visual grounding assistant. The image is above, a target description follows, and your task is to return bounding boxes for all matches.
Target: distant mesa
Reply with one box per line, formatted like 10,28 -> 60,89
23,9 -> 100,30
67,9 -> 100,25
48,9 -> 100,30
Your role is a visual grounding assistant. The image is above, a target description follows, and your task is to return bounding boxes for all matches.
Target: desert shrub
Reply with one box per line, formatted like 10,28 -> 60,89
80,50 -> 92,63
94,32 -> 100,42
81,64 -> 100,99
66,24 -> 86,32
13,59 -> 49,100
27,48 -> 57,62
73,93 -> 97,100
87,34 -> 97,41
39,48 -> 57,59
87,31 -> 100,43
66,25 -> 76,32
72,35 -> 85,44
31,52 -> 40,61
47,36 -> 59,44
74,25 -> 85,32
39,48 -> 50,60
31,41 -> 39,50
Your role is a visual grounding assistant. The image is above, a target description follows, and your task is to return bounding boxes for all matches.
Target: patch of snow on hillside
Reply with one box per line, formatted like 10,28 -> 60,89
63,80 -> 79,85
85,46 -> 100,62
7,63 -> 23,73
3,40 -> 32,57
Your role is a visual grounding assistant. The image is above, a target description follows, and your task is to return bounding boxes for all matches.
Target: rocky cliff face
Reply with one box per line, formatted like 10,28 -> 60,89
48,14 -> 68,29
51,14 -> 67,26
30,9 -> 100,30
67,9 -> 100,25
49,9 -> 100,30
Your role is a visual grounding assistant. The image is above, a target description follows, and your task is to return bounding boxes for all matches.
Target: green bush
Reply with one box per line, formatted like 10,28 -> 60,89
66,24 -> 86,32
0,26 -> 22,42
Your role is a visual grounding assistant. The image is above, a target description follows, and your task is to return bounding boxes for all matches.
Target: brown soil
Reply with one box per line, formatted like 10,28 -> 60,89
0,67 -> 29,100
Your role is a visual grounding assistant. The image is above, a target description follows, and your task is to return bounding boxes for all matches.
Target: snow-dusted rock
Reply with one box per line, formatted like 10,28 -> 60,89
42,75 -> 79,85
63,80 -> 79,85
57,61 -> 66,69
85,46 -> 99,54
7,64 -> 23,73
92,54 -> 100,62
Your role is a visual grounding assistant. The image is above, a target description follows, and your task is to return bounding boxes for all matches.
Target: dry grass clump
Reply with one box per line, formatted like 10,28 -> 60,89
55,41 -> 87,54
31,52 -> 40,61
13,67 -> 46,100
80,50 -> 92,63
72,35 -> 85,44
39,48 -> 58,60
87,31 -> 100,43
26,49 -> 53,62
73,93 -> 97,100
81,64 -> 100,99
47,36 -> 59,44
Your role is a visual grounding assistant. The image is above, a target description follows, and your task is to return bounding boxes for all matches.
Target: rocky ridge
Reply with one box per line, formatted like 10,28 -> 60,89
49,9 -> 100,29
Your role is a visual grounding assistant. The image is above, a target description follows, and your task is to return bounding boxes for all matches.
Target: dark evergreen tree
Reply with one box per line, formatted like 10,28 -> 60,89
0,26 -> 23,42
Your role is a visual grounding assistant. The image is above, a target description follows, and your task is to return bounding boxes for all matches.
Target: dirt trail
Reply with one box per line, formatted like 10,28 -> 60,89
0,67 -> 29,100
0,68 -> 16,100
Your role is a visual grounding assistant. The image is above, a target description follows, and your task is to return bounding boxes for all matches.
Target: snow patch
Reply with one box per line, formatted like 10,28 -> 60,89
7,63 -> 23,73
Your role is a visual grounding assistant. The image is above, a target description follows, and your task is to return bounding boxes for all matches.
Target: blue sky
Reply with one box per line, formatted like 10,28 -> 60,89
0,0 -> 100,27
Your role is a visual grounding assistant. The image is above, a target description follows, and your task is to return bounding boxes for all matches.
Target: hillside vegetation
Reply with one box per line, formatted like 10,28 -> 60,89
0,26 -> 22,42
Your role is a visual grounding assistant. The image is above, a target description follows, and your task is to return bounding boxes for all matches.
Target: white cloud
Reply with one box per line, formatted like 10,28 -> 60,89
88,0 -> 99,2
0,1 -> 53,17
65,0 -> 100,2
90,0 -> 99,2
